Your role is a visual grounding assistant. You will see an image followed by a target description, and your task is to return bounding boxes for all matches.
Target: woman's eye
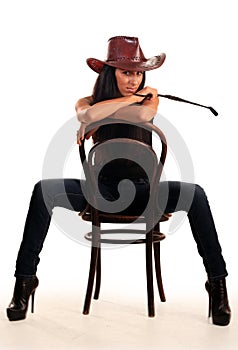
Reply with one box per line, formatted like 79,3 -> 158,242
122,71 -> 143,76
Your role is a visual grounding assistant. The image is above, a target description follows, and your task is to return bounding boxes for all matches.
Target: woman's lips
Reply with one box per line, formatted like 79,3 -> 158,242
126,88 -> 137,93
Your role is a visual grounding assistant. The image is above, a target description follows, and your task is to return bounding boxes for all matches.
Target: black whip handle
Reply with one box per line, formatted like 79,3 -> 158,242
135,93 -> 218,116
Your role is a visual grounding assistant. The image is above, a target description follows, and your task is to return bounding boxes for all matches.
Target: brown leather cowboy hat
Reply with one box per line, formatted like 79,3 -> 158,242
87,36 -> 166,73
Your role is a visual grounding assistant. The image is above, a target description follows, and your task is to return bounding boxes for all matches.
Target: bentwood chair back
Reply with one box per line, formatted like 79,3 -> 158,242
78,120 -> 169,317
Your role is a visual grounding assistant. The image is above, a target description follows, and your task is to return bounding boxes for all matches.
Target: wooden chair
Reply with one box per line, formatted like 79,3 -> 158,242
78,120 -> 170,317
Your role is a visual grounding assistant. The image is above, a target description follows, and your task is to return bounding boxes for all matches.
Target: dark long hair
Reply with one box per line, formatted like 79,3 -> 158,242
92,65 -> 146,104
91,65 -> 151,145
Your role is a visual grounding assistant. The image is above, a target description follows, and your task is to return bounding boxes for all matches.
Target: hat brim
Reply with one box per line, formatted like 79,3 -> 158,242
87,53 -> 166,73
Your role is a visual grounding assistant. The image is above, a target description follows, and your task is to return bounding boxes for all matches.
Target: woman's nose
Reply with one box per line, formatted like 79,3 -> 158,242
129,75 -> 139,85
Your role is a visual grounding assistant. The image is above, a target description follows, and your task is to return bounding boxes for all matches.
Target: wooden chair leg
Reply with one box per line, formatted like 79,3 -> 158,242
154,241 -> 166,302
83,245 -> 99,315
94,247 -> 101,300
146,230 -> 155,317
83,223 -> 100,315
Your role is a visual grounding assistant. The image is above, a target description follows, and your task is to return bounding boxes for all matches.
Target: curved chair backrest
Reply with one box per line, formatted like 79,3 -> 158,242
79,120 -> 167,220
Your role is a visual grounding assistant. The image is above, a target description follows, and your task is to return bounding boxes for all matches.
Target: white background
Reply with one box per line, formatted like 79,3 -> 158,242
0,0 -> 237,311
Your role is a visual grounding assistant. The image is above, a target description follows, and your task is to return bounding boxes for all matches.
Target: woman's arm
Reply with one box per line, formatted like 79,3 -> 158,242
76,95 -> 142,144
75,86 -> 159,144
111,92 -> 159,122
75,94 -> 142,123
76,87 -> 158,122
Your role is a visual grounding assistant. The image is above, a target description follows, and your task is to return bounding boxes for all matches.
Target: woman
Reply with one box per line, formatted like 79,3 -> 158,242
7,36 -> 231,326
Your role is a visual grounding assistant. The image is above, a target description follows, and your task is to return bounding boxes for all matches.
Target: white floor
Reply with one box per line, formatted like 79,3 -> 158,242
0,287 -> 237,350
1,223 -> 237,350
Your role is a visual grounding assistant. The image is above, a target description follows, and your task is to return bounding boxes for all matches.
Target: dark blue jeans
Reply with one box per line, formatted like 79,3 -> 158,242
15,179 -> 228,280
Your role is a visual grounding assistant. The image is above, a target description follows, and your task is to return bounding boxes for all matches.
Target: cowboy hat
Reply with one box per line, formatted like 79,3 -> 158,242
87,36 -> 166,73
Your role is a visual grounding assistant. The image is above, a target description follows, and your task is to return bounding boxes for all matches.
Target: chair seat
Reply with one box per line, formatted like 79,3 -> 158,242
80,211 -> 170,223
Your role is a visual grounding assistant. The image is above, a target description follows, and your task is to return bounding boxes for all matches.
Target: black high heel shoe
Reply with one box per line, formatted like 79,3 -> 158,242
205,278 -> 231,326
6,276 -> 39,321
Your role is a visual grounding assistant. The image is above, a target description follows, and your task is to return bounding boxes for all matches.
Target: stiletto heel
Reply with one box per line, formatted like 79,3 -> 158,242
205,278 -> 231,326
205,281 -> 211,318
208,294 -> 211,318
31,291 -> 35,313
7,276 -> 39,321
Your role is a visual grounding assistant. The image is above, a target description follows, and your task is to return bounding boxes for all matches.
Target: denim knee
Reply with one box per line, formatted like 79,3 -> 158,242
32,180 -> 43,195
31,179 -> 54,213
193,184 -> 208,202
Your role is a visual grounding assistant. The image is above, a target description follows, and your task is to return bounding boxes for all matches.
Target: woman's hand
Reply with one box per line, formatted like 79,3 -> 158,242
136,86 -> 159,100
77,122 -> 88,145
77,122 -> 100,145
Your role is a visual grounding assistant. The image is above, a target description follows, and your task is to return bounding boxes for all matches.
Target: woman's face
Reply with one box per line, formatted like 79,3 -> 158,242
115,68 -> 143,96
